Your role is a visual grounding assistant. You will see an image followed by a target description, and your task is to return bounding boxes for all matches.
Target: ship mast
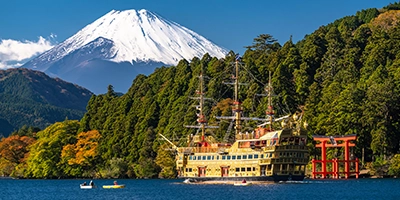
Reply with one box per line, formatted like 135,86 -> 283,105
256,71 -> 290,129
216,54 -> 268,141
233,58 -> 242,135
198,70 -> 206,141
266,71 -> 274,131
184,65 -> 218,146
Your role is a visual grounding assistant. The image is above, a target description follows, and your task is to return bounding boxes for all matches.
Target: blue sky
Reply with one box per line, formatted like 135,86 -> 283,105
0,0 -> 397,68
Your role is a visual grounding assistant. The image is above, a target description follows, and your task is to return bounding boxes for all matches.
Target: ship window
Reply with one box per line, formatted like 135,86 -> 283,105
237,155 -> 242,159
253,167 -> 255,171
270,153 -> 273,157
207,156 -> 211,160
216,156 -> 220,160
222,156 -> 226,160
232,155 -> 236,160
248,155 -> 253,159
261,154 -> 264,158
202,156 -> 206,160
243,155 -> 247,159
241,167 -> 245,172
254,154 -> 259,159
212,156 -> 214,160
197,156 -> 201,160
236,168 -> 240,172
227,155 -> 231,160
247,167 -> 251,171
189,156 -> 192,160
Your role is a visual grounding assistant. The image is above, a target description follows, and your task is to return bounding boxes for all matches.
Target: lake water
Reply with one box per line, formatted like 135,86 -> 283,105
1,178 -> 400,200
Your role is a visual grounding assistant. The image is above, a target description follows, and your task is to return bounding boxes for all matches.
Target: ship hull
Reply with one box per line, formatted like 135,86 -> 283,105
180,174 -> 304,183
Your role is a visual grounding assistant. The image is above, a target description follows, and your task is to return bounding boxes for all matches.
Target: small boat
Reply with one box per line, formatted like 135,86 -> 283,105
234,182 -> 252,186
278,180 -> 305,184
102,184 -> 125,189
183,179 -> 195,184
80,184 -> 96,189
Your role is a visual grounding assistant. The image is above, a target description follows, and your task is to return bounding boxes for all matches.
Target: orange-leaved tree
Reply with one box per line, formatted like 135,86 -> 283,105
61,130 -> 101,177
0,135 -> 36,177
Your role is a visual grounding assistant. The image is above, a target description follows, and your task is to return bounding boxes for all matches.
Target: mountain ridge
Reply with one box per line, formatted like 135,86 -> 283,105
0,68 -> 93,136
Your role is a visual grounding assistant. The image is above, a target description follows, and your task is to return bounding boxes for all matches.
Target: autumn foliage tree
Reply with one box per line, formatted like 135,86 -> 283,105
61,130 -> 101,177
0,135 -> 35,177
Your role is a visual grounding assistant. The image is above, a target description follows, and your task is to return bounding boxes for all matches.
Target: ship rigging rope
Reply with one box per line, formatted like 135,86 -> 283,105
240,63 -> 267,88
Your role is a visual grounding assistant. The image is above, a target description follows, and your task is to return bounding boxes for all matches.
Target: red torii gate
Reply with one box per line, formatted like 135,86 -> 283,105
312,134 -> 359,179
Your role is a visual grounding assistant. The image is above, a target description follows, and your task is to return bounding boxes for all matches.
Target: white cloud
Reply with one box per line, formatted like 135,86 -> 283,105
0,36 -> 56,69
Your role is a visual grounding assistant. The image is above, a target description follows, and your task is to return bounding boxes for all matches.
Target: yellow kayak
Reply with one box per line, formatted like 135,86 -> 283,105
102,184 -> 125,189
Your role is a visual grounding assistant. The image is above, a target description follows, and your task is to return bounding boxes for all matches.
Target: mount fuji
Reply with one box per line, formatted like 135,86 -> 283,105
21,9 -> 228,94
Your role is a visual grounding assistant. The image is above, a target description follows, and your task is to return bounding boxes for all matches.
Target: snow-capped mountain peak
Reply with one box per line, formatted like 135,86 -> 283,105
22,9 -> 228,94
33,9 -> 227,69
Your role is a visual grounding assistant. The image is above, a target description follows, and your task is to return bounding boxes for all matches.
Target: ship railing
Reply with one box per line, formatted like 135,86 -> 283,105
272,158 -> 309,164
259,158 -> 272,165
275,145 -> 308,150
277,171 -> 304,175
262,146 -> 276,152
178,147 -> 228,154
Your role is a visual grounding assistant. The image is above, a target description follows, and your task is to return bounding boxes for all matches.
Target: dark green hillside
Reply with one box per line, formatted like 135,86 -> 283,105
0,68 -> 93,137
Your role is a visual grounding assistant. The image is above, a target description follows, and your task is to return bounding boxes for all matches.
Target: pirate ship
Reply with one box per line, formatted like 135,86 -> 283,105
160,58 -> 309,182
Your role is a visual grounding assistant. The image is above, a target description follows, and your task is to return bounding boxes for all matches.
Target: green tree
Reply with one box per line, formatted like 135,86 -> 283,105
25,120 -> 79,178
155,143 -> 176,178
245,34 -> 279,53
361,65 -> 397,157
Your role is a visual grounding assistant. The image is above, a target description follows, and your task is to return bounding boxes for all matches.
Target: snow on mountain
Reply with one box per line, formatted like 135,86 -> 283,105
24,9 -> 228,73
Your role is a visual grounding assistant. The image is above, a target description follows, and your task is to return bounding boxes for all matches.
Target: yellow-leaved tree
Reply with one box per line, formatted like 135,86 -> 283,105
61,130 -> 101,177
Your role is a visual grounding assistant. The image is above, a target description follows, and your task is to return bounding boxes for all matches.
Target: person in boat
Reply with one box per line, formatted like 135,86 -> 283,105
90,180 -> 94,186
114,180 -> 118,185
242,179 -> 247,183
81,182 -> 87,186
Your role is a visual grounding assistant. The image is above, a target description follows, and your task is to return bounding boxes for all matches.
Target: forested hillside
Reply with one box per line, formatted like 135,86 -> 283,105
2,3 -> 400,179
0,68 -> 93,136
